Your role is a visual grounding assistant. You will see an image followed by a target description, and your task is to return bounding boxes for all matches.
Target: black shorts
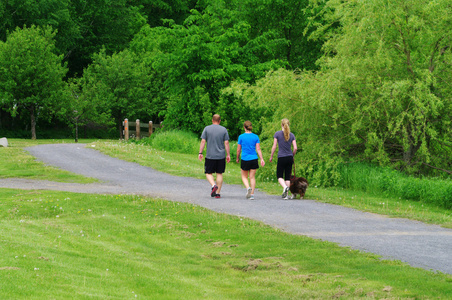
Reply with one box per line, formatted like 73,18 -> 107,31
241,159 -> 259,171
276,156 -> 293,181
205,158 -> 226,174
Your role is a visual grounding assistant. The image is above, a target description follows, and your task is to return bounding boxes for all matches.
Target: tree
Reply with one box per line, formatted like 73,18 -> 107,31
231,0 -> 452,179
205,0 -> 325,71
1,0 -> 150,76
128,0 -> 198,27
0,0 -> 79,49
130,6 -> 286,136
0,25 -> 68,139
79,48 -> 153,138
65,0 -> 147,77
314,0 -> 452,175
58,79 -> 113,142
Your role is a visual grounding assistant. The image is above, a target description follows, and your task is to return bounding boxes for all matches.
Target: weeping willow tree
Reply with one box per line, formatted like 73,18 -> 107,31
225,0 -> 452,184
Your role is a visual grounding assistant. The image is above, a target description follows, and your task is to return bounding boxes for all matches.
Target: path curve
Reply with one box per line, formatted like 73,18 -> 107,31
1,143 -> 451,274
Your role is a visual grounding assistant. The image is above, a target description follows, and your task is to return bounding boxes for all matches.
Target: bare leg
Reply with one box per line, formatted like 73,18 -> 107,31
285,180 -> 291,189
241,170 -> 250,189
216,173 -> 223,193
278,178 -> 287,189
206,173 -> 216,187
249,169 -> 257,194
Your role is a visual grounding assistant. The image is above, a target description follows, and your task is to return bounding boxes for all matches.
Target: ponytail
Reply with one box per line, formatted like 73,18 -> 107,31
282,118 -> 290,142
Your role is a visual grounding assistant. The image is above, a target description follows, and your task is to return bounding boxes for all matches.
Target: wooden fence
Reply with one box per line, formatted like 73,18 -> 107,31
122,119 -> 162,141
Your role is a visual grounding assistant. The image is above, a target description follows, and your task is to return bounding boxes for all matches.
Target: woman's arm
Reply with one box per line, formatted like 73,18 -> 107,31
256,143 -> 265,167
270,138 -> 278,162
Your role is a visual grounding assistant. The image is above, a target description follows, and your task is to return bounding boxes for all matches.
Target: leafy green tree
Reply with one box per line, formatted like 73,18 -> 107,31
59,79 -> 113,142
231,0 -> 452,180
204,0 -> 324,71
0,0 -> 79,52
66,0 -> 147,77
314,0 -> 452,175
128,0 -> 198,27
79,48 -> 153,138
0,0 -> 148,78
130,6 -> 286,136
0,25 -> 68,140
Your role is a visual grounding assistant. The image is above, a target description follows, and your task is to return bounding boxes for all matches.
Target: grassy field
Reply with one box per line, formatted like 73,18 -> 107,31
0,139 -> 451,299
0,139 -> 98,183
1,190 -> 451,299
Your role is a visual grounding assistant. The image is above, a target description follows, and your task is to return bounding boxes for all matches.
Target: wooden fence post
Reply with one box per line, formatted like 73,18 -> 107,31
149,121 -> 153,136
124,119 -> 129,141
136,119 -> 140,140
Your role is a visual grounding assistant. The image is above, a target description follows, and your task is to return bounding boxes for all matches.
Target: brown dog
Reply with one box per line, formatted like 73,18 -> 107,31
289,175 -> 308,199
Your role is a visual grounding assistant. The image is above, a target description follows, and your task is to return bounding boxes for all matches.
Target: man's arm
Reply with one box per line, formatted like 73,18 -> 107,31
198,139 -> 206,161
224,140 -> 231,163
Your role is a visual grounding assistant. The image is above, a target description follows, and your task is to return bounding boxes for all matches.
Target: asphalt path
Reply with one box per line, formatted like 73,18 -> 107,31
1,143 -> 451,274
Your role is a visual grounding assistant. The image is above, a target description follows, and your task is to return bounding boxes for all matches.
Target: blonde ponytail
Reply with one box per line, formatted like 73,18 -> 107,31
282,118 -> 290,142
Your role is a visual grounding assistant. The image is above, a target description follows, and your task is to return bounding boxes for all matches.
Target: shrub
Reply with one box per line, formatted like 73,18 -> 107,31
134,130 -> 200,154
337,162 -> 452,209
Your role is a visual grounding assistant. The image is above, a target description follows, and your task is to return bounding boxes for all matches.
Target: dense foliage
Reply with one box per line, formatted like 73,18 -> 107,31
1,0 -> 451,183
227,0 -> 452,180
0,25 -> 68,140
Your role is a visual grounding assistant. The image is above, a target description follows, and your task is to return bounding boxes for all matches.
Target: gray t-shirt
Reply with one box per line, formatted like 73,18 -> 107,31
274,130 -> 295,158
201,124 -> 229,159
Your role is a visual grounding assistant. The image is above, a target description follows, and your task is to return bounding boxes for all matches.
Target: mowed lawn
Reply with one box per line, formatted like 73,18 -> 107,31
0,139 -> 451,299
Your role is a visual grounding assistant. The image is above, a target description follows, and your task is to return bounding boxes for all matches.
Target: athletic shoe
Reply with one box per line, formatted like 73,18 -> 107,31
282,186 -> 289,198
246,187 -> 252,199
211,185 -> 218,197
215,194 -> 221,199
249,194 -> 255,200
283,195 -> 289,200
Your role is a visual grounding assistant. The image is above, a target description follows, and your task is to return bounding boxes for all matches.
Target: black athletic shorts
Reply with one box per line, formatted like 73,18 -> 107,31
205,158 -> 226,174
241,159 -> 259,171
276,156 -> 293,181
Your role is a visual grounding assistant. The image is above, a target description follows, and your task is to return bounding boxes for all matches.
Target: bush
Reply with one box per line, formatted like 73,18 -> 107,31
134,130 -> 242,161
337,162 -> 452,209
134,130 -> 200,155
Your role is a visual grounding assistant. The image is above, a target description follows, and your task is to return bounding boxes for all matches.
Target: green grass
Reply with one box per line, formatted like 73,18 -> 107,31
0,139 -> 99,183
1,189 -> 451,299
338,162 -> 452,209
1,138 -> 451,298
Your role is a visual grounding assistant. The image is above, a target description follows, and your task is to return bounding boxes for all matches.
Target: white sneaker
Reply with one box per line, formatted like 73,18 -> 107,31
246,187 -> 252,198
250,194 -> 255,200
282,186 -> 289,198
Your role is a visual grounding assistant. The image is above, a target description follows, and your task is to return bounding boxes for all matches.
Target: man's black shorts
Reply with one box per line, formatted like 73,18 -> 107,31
205,158 -> 226,174
240,159 -> 259,171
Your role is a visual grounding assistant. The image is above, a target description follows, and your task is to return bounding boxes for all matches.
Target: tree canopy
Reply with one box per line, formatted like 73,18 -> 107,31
229,0 -> 452,180
0,25 -> 68,139
1,0 -> 451,180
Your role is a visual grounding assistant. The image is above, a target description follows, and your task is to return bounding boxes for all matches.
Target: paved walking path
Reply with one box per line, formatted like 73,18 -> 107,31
1,143 -> 451,274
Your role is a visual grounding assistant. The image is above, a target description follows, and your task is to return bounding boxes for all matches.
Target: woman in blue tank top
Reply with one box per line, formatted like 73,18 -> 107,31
236,121 -> 265,200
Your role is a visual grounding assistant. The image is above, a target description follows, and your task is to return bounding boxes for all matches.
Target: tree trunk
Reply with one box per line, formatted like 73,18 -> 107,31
403,141 -> 422,165
30,106 -> 37,140
75,118 -> 79,143
119,121 -> 123,140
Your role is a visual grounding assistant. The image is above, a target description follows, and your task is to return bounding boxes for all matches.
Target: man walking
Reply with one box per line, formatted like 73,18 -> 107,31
198,114 -> 231,198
